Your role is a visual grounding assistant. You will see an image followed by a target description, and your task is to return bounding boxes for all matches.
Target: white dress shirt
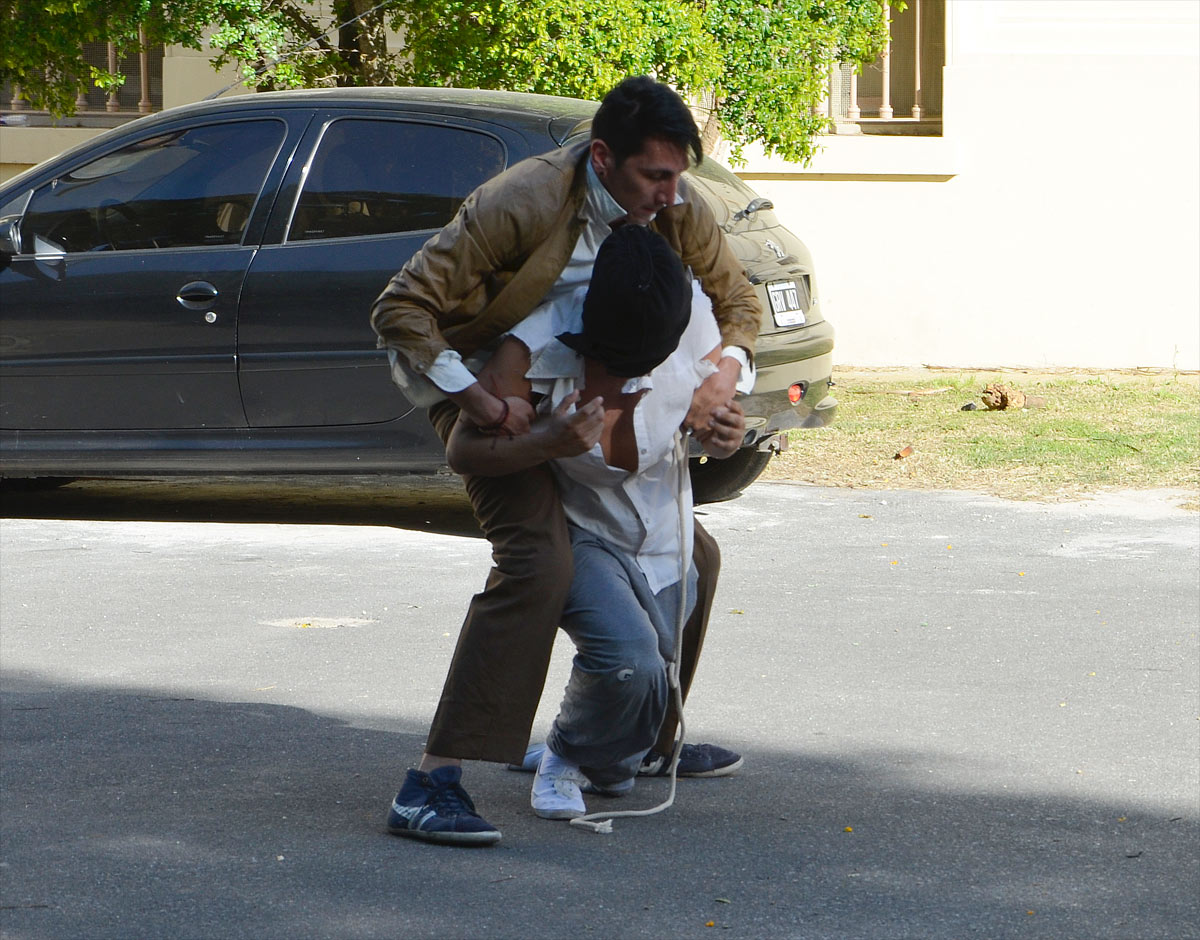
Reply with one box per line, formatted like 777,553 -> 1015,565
508,284 -> 721,592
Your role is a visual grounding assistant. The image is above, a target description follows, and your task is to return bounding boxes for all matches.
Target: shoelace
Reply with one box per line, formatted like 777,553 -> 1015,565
552,768 -> 587,797
429,781 -> 477,816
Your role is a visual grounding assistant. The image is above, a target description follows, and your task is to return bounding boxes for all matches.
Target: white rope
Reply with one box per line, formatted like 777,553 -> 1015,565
570,429 -> 691,834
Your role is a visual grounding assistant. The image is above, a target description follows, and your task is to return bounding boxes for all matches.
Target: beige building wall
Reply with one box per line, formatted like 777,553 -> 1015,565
162,43 -> 245,110
737,0 -> 1200,371
1,128 -> 98,182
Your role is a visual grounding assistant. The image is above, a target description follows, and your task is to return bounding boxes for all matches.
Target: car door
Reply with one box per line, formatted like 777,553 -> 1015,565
236,112 -> 518,427
0,118 -> 289,430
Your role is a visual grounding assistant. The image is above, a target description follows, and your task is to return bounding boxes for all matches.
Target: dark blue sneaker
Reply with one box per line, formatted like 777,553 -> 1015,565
386,766 -> 501,846
639,743 -> 743,778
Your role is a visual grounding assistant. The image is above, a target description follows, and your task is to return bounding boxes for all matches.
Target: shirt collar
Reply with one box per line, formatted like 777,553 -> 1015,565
585,160 -> 629,226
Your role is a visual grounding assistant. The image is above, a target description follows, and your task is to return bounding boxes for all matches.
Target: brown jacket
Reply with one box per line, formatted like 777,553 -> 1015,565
370,141 -> 761,377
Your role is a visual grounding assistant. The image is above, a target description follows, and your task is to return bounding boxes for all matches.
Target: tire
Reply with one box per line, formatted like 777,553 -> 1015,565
689,449 -> 772,504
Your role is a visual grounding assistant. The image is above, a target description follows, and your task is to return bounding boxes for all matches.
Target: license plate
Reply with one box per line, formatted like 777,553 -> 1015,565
767,280 -> 806,327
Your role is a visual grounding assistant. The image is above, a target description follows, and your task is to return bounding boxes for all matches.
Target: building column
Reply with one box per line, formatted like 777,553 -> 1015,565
912,0 -> 923,119
879,5 -> 894,120
138,28 -> 152,113
106,43 -> 120,112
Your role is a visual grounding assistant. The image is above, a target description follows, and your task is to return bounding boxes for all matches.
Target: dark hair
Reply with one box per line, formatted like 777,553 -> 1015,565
556,225 -> 691,378
591,75 -> 703,166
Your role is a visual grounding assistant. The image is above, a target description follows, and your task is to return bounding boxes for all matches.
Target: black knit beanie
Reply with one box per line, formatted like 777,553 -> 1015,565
557,224 -> 691,377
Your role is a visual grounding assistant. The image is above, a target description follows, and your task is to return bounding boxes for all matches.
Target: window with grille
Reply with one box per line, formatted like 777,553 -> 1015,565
3,42 -> 163,114
828,0 -> 945,136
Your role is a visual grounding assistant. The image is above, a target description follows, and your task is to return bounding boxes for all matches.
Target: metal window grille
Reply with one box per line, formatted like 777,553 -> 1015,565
830,0 -> 945,136
3,42 -> 163,114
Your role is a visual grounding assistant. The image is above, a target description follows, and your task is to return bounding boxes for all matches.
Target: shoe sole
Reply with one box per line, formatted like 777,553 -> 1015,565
533,806 -> 585,820
679,755 -> 744,778
386,825 -> 501,846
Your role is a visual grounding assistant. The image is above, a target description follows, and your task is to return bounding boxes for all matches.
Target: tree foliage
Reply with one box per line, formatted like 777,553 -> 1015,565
0,0 -> 208,115
696,0 -> 893,163
396,0 -> 891,163
396,0 -> 720,103
2,0 -> 892,165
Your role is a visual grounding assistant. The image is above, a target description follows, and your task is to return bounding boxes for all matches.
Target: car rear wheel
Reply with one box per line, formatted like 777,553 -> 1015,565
689,449 -> 773,504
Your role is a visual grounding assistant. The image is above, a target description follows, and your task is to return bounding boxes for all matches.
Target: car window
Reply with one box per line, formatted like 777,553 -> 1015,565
288,119 -> 506,241
19,120 -> 285,253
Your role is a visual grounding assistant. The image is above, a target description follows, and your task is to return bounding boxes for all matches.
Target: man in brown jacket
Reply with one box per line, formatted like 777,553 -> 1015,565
374,76 -> 761,845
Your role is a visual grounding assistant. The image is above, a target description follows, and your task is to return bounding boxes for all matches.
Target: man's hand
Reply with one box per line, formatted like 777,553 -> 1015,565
700,400 -> 746,458
543,391 -> 605,458
452,383 -> 534,437
686,357 -> 740,439
483,395 -> 534,438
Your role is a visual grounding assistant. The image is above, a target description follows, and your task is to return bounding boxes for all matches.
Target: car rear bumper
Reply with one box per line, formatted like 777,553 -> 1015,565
735,316 -> 838,444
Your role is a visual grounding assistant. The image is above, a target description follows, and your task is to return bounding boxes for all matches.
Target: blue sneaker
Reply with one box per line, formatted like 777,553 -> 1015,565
386,766 -> 501,846
639,743 -> 743,778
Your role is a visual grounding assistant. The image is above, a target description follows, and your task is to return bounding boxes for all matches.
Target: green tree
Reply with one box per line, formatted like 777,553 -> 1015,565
395,0 -> 891,164
207,0 -> 400,92
694,0 -> 892,164
0,0 -> 397,110
0,0 -> 209,116
396,0 -> 720,103
2,0 -> 892,166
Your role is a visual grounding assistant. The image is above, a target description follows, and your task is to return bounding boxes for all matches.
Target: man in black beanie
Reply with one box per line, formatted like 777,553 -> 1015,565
444,225 -> 746,820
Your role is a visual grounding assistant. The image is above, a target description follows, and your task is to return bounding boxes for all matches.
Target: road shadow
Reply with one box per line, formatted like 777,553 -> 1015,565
0,474 -> 483,539
2,671 -> 1196,940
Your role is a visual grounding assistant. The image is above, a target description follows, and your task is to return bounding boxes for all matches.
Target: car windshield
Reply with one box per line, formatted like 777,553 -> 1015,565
688,156 -> 757,199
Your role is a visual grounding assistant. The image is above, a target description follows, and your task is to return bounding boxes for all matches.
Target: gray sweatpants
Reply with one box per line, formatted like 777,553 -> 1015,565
545,524 -> 698,787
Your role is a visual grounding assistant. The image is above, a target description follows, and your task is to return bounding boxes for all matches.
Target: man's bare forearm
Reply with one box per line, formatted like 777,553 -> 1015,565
447,392 -> 604,477
447,383 -> 503,427
445,385 -> 534,438
446,417 -> 554,477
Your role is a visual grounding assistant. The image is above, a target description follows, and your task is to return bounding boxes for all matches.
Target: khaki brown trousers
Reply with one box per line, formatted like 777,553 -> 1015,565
425,399 -> 721,764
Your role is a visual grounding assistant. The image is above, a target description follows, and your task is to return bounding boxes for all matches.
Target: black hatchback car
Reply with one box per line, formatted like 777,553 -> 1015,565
0,87 -> 835,502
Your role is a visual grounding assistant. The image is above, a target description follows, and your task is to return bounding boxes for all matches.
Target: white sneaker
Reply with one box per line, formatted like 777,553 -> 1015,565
531,747 -> 587,820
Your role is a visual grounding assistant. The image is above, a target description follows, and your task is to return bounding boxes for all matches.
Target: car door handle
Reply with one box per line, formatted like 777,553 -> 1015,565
176,281 -> 219,310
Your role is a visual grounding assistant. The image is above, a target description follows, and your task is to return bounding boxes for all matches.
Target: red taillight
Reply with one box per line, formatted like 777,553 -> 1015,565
788,384 -> 804,404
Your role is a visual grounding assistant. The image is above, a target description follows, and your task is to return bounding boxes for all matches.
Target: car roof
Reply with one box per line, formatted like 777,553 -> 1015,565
150,86 -> 597,133
0,87 -> 599,193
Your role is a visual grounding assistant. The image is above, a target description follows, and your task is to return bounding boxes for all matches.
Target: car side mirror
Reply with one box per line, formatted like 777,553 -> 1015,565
0,216 -> 20,256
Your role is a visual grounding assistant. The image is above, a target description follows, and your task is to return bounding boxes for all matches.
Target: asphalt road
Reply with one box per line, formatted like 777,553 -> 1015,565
1,476 -> 1197,940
